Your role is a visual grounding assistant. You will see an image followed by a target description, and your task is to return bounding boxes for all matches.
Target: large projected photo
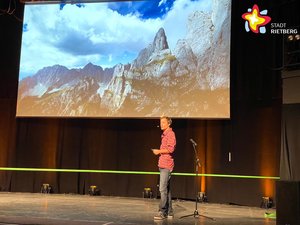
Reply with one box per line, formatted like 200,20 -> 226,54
17,0 -> 231,118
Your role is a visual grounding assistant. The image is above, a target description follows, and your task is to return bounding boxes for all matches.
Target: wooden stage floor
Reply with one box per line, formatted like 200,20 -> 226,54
0,192 -> 276,225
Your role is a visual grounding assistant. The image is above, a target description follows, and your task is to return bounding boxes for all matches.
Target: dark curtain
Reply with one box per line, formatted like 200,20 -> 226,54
1,113 -> 281,206
9,118 -> 198,198
280,104 -> 300,181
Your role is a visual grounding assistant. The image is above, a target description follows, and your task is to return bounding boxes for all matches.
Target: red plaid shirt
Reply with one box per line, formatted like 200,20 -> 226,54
158,128 -> 176,171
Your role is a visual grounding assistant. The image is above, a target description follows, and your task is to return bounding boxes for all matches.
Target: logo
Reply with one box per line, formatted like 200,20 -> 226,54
242,4 -> 271,34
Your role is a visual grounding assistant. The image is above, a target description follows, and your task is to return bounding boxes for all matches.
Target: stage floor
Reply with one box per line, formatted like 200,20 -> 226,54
0,192 -> 275,225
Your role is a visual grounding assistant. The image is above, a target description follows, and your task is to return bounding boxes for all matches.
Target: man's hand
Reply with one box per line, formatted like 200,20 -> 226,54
152,149 -> 161,155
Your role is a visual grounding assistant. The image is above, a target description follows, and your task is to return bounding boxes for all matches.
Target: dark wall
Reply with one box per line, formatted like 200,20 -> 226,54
1,0 -> 297,206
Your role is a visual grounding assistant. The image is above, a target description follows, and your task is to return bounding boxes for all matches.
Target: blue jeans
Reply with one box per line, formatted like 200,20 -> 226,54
159,168 -> 173,215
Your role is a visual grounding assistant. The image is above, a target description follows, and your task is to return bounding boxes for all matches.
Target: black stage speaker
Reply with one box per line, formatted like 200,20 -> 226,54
276,181 -> 300,225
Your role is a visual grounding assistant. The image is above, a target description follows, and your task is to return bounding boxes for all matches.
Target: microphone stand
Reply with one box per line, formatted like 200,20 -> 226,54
180,142 -> 214,220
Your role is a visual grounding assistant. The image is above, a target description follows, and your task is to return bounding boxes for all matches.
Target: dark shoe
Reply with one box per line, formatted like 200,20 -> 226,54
154,211 -> 167,220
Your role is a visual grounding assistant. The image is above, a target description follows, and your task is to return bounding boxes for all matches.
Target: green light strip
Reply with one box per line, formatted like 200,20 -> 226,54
0,167 -> 158,175
264,212 -> 276,219
173,172 -> 280,179
0,167 -> 280,180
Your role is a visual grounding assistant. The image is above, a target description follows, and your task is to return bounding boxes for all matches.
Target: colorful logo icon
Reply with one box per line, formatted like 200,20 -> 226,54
242,4 -> 271,34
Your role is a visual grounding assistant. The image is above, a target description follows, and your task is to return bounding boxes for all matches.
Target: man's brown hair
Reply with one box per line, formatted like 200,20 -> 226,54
160,116 -> 172,126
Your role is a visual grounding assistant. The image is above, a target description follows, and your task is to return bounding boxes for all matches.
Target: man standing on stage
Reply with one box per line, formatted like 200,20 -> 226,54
152,116 -> 176,220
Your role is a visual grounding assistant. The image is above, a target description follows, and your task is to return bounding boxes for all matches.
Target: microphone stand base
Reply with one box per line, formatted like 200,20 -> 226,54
179,209 -> 215,220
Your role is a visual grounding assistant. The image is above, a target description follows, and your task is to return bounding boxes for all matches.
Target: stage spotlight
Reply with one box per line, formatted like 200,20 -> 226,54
88,185 -> 100,196
260,196 -> 273,209
40,183 -> 52,194
284,27 -> 300,70
287,35 -> 294,42
142,187 -> 153,198
198,192 -> 207,202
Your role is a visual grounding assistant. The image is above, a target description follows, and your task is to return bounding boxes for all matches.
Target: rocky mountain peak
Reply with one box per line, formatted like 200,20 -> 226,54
132,27 -> 170,68
152,27 -> 169,52
83,62 -> 103,72
35,64 -> 70,84
82,62 -> 104,76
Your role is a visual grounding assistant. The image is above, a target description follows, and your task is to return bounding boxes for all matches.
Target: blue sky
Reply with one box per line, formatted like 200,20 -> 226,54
107,0 -> 174,19
19,0 -> 212,80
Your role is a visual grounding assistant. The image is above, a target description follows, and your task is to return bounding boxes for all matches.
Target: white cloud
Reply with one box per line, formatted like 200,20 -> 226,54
20,3 -> 162,78
158,0 -> 167,7
20,0 -> 212,80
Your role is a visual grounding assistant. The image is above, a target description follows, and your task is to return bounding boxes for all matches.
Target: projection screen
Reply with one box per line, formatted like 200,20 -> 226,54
17,0 -> 231,118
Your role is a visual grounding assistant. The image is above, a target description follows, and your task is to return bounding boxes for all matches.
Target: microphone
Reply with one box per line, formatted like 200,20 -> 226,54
190,138 -> 197,146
